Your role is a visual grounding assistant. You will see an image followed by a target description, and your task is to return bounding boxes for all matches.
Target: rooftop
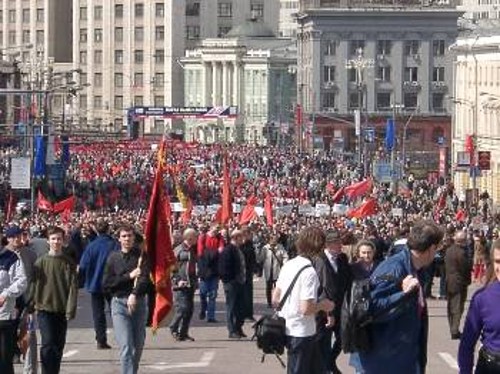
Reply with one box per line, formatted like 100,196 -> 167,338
300,0 -> 458,9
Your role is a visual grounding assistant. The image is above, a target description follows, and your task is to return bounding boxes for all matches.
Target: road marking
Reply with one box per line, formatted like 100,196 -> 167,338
439,352 -> 459,370
63,350 -> 78,358
146,351 -> 215,370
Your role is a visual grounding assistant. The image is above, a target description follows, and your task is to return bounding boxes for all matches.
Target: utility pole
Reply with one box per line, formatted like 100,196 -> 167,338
391,103 -> 404,194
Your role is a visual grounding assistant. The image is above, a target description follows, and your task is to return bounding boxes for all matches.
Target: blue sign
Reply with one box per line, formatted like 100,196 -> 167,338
373,161 -> 402,183
364,128 -> 375,143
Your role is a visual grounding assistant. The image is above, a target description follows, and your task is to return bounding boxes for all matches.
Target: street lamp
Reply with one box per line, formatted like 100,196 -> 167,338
346,47 -> 374,164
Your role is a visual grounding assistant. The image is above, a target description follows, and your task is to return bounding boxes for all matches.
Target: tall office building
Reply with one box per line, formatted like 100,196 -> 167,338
279,0 -> 299,37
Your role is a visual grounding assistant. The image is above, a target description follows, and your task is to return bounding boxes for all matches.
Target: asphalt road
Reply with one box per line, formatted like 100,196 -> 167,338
15,277 -> 476,374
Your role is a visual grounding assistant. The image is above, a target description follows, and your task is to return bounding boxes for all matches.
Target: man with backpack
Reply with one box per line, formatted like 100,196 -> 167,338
357,220 -> 444,374
197,224 -> 224,323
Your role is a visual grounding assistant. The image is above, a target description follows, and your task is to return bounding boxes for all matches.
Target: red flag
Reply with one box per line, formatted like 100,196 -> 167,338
53,196 -> 76,213
61,208 -> 71,224
181,198 -> 193,225
37,191 -> 53,212
144,139 -> 176,332
347,198 -> 378,219
264,192 -> 273,226
326,182 -> 335,194
234,173 -> 245,186
331,187 -> 345,203
5,192 -> 16,222
239,195 -> 258,225
186,173 -> 196,192
455,209 -> 466,222
465,135 -> 474,155
221,153 -> 233,224
344,179 -> 372,200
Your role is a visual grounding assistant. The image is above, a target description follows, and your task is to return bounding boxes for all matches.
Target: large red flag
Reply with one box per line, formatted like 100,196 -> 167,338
344,179 -> 373,200
221,153 -> 233,224
331,187 -> 345,203
144,140 -> 176,332
347,198 -> 378,219
37,191 -> 53,212
264,192 -> 274,227
239,195 -> 258,225
5,192 -> 15,222
53,196 -> 76,213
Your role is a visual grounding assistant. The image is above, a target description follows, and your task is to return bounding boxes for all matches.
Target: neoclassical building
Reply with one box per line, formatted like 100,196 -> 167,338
181,18 -> 297,144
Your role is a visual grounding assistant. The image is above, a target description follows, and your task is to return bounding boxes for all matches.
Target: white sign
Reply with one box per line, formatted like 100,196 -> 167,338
332,204 -> 349,216
171,202 -> 184,212
315,204 -> 331,217
10,157 -> 31,189
391,208 -> 404,217
255,207 -> 264,217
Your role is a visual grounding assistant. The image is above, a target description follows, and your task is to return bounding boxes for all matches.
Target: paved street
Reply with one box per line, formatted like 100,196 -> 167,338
15,278 -> 475,374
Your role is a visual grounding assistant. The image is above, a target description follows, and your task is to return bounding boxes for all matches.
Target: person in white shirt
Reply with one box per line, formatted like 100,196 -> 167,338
272,226 -> 334,374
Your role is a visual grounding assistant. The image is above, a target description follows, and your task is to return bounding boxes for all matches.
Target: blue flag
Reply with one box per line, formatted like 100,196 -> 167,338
34,135 -> 46,177
385,118 -> 395,152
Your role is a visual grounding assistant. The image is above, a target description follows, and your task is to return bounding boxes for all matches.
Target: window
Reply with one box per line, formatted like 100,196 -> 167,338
94,6 -> 103,20
404,67 -> 418,82
134,73 -> 144,87
154,95 -> 165,106
348,69 -> 357,83
186,26 -> 200,39
349,40 -> 365,56
324,40 -> 336,56
377,66 -> 391,82
135,3 -> 144,18
94,50 -> 103,64
8,10 -> 15,23
79,95 -> 87,110
432,93 -> 445,112
94,29 -> 103,43
22,30 -> 30,44
153,120 -> 164,133
218,2 -> 232,17
404,40 -> 420,56
115,50 -> 123,64
94,73 -> 103,87
80,51 -> 87,64
115,4 -> 124,18
186,2 -> 200,16
154,49 -> 165,63
36,30 -> 44,44
322,92 -> 335,109
403,92 -> 418,109
154,73 -> 165,87
134,96 -> 144,106
22,9 -> 30,23
377,92 -> 392,110
155,26 -> 165,41
323,66 -> 335,82
250,3 -> 264,18
155,3 -> 165,17
114,73 -> 124,87
134,27 -> 144,41
218,26 -> 231,37
94,96 -> 102,109
349,92 -> 361,109
36,9 -> 44,22
115,27 -> 123,42
80,73 -> 88,85
80,7 -> 87,20
433,40 -> 446,56
8,31 -> 16,45
114,96 -> 124,110
134,50 -> 144,64
377,40 -> 392,56
433,67 -> 445,82
80,29 -> 87,43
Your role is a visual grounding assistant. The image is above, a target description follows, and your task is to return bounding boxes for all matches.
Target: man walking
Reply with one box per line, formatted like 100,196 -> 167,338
170,228 -> 198,341
30,226 -> 79,374
445,230 -> 471,340
240,226 -> 257,321
79,219 -> 118,349
103,224 -> 150,374
0,229 -> 27,374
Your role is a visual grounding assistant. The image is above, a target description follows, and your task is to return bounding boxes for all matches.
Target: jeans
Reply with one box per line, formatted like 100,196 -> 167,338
170,288 -> 195,338
91,292 -> 111,344
317,323 -> 342,372
223,281 -> 244,334
111,296 -> 148,374
37,311 -> 67,374
286,335 -> 325,374
0,320 -> 15,374
242,277 -> 254,319
22,314 -> 38,374
199,277 -> 218,320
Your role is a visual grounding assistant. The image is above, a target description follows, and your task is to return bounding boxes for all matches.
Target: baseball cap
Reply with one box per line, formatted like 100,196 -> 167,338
5,226 -> 24,238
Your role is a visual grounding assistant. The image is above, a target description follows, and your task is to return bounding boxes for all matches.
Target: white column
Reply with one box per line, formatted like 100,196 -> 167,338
212,62 -> 218,106
222,62 -> 229,106
202,62 -> 209,106
232,62 -> 241,108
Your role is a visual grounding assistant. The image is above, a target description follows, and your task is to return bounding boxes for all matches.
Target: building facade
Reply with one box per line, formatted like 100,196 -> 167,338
452,34 -> 500,206
279,0 -> 299,37
458,0 -> 500,21
181,19 -> 296,144
296,1 -> 461,176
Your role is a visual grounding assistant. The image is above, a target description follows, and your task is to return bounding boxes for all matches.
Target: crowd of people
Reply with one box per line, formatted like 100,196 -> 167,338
0,140 -> 499,374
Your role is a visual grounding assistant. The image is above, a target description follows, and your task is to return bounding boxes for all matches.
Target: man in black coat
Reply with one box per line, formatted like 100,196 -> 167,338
314,228 -> 352,374
240,226 -> 256,321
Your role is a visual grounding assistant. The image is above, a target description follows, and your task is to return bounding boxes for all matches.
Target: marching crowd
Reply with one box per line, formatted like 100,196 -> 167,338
0,142 -> 500,374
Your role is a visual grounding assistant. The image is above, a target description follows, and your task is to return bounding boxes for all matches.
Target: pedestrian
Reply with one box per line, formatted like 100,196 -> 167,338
445,230 -> 472,340
314,228 -> 351,374
0,229 -> 27,374
458,239 -> 500,373
102,224 -> 150,374
30,226 -> 79,374
170,228 -> 198,342
219,229 -> 247,339
79,219 -> 118,349
358,220 -> 444,374
260,232 -> 287,308
240,226 -> 257,321
272,226 -> 334,374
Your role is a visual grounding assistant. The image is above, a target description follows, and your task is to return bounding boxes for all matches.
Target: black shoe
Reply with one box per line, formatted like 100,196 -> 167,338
451,332 -> 462,340
238,331 -> 247,338
170,330 -> 180,340
228,333 -> 241,339
178,335 -> 195,342
97,342 -> 112,350
207,319 -> 218,323
199,311 -> 206,320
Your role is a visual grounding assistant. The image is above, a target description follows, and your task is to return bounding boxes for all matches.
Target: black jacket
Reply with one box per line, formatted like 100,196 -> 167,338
218,243 -> 244,284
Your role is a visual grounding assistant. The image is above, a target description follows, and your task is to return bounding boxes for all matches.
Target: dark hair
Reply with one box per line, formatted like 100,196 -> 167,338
355,239 -> 376,255
116,223 -> 135,236
485,239 -> 500,285
295,226 -> 325,258
406,220 -> 444,253
95,220 -> 109,235
46,226 -> 65,238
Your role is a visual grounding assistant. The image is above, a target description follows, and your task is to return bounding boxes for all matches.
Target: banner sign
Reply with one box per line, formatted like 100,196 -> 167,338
10,157 -> 31,189
373,162 -> 401,183
131,106 -> 238,119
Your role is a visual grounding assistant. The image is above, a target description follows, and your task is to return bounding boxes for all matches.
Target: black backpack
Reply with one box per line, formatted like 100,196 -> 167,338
252,264 -> 312,367
341,274 -> 415,354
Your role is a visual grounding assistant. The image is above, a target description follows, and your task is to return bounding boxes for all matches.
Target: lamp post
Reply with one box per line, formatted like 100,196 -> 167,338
346,47 -> 374,165
390,103 -> 404,193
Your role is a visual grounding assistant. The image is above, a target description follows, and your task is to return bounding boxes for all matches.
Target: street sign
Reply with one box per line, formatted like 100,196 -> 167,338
478,151 -> 491,170
10,157 -> 31,189
354,110 -> 361,136
373,161 -> 402,183
364,128 -> 375,143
